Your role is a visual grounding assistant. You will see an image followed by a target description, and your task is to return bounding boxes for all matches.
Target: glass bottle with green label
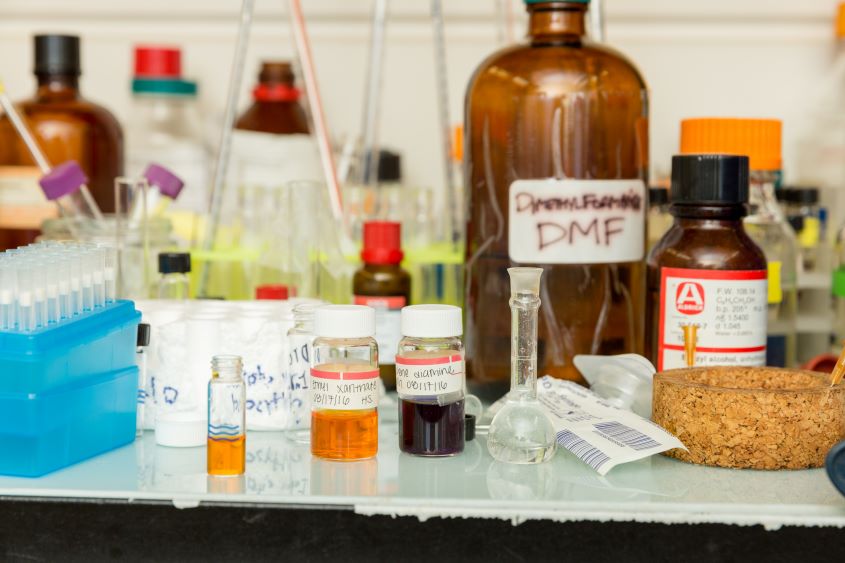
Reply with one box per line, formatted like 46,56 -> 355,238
680,118 -> 798,368
464,0 -> 649,399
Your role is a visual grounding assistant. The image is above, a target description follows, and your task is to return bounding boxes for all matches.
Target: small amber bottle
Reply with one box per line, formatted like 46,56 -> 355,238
646,155 -> 768,371
353,221 -> 411,389
235,61 -> 310,134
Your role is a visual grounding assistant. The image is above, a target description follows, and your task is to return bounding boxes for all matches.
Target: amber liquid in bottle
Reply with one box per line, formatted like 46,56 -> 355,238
0,72 -> 124,216
645,207 -> 767,364
464,2 -> 649,399
235,61 -> 310,134
207,435 -> 246,476
311,363 -> 379,460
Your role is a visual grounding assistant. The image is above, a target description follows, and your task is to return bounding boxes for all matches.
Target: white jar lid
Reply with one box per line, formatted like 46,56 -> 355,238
314,304 -> 375,338
155,411 -> 206,448
401,304 -> 462,338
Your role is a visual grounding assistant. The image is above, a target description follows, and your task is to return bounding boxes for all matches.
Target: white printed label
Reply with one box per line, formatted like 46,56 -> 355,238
538,376 -> 685,476
395,354 -> 464,397
508,178 -> 645,264
354,295 -> 405,364
311,367 -> 379,410
658,268 -> 767,371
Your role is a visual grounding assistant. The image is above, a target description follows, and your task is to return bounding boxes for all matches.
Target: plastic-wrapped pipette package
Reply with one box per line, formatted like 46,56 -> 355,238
537,376 -> 686,476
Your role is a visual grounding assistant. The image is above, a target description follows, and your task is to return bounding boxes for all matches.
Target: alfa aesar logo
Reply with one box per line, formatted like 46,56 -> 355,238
675,281 -> 705,315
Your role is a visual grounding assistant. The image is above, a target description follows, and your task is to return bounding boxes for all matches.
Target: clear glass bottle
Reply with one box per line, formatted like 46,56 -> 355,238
680,118 -> 798,368
464,0 -> 649,400
285,302 -> 320,442
207,355 -> 246,476
128,46 -> 208,218
157,252 -> 191,299
310,305 -> 379,461
486,268 -> 556,464
396,304 -> 465,457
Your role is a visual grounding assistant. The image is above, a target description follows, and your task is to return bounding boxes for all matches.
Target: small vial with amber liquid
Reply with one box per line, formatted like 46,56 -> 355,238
311,305 -> 379,461
207,355 -> 246,476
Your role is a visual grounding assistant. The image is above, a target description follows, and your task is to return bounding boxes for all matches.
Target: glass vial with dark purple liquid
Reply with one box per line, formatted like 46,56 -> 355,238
396,305 -> 465,456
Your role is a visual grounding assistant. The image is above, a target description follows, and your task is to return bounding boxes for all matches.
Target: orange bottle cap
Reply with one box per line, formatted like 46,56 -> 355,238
679,118 -> 782,171
837,3 -> 845,39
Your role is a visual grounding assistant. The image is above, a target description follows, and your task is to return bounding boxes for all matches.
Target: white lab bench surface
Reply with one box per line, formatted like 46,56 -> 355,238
0,423 -> 842,531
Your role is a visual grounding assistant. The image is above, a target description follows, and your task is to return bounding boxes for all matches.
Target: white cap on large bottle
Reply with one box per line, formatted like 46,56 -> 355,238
314,304 -> 375,338
401,304 -> 462,338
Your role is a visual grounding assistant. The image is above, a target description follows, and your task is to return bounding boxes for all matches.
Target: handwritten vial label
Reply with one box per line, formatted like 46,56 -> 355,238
508,179 -> 645,264
310,368 -> 380,410
658,268 -> 767,371
354,295 -> 405,364
395,354 -> 464,397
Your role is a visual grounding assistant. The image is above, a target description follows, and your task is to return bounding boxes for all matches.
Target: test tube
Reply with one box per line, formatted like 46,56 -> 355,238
90,246 -> 106,308
129,164 -> 184,223
39,161 -> 102,222
80,249 -> 94,311
0,258 -> 15,330
32,259 -> 47,328
102,245 -> 117,303
44,252 -> 60,324
69,253 -> 82,316
16,261 -> 36,332
56,256 -> 71,320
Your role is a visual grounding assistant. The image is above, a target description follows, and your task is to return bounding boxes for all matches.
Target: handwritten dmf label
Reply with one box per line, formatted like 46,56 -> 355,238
508,178 -> 645,264
658,267 -> 767,371
395,354 -> 464,397
310,368 -> 379,410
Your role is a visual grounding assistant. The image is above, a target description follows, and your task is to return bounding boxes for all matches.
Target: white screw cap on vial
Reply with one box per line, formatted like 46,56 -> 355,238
314,304 -> 375,338
401,304 -> 462,338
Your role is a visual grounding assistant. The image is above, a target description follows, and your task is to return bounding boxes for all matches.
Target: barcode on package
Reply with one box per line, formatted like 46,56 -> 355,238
557,430 -> 610,471
593,421 -> 660,451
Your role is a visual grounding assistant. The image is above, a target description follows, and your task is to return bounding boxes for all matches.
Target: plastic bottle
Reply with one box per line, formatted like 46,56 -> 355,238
127,46 -> 207,217
396,305 -> 464,456
310,305 -> 379,461
680,118 -> 798,368
646,155 -> 768,370
157,252 -> 191,299
464,0 -> 649,400
0,35 -> 123,214
353,221 -> 411,389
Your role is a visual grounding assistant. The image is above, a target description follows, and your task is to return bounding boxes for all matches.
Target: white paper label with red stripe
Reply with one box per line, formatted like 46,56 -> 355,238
310,367 -> 380,410
354,295 -> 406,364
395,354 -> 465,397
658,267 -> 767,371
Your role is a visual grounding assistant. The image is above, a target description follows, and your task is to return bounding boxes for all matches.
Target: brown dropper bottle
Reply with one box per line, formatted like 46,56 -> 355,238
235,62 -> 310,134
463,0 -> 649,400
353,221 -> 412,389
0,34 -> 124,230
646,155 -> 768,371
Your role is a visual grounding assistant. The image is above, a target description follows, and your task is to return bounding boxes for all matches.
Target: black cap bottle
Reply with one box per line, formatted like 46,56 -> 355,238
645,154 -> 768,371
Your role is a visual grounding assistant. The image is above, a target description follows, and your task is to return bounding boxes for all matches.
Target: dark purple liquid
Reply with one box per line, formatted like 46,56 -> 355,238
399,398 -> 464,456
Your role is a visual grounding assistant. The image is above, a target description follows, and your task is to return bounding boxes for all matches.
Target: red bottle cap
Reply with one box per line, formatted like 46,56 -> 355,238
255,284 -> 289,300
134,46 -> 181,79
361,221 -> 403,265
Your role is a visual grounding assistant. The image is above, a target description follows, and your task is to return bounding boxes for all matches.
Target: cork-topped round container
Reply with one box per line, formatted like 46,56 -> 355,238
652,366 -> 845,469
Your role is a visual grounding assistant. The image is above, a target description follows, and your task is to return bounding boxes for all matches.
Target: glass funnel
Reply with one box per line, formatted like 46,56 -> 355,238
486,267 -> 556,464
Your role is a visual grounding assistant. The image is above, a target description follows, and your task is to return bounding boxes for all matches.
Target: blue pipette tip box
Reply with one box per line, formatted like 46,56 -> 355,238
0,300 -> 141,477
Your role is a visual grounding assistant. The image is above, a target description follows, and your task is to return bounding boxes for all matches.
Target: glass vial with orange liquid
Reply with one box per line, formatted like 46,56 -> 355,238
646,155 -> 768,371
463,0 -> 649,400
310,305 -> 379,461
207,355 -> 246,476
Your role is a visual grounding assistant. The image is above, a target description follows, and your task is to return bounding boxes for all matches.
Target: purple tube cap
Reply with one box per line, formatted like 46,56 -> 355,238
143,163 -> 184,199
39,161 -> 88,200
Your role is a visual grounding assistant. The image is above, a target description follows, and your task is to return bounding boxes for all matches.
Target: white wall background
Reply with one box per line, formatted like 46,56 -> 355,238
0,0 -> 841,198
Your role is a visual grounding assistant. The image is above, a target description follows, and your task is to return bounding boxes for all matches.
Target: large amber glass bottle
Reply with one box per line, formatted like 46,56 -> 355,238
0,35 -> 124,216
464,0 -> 648,399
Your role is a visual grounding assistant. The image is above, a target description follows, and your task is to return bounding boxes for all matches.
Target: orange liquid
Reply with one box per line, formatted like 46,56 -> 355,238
207,435 -> 246,476
311,409 -> 378,460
